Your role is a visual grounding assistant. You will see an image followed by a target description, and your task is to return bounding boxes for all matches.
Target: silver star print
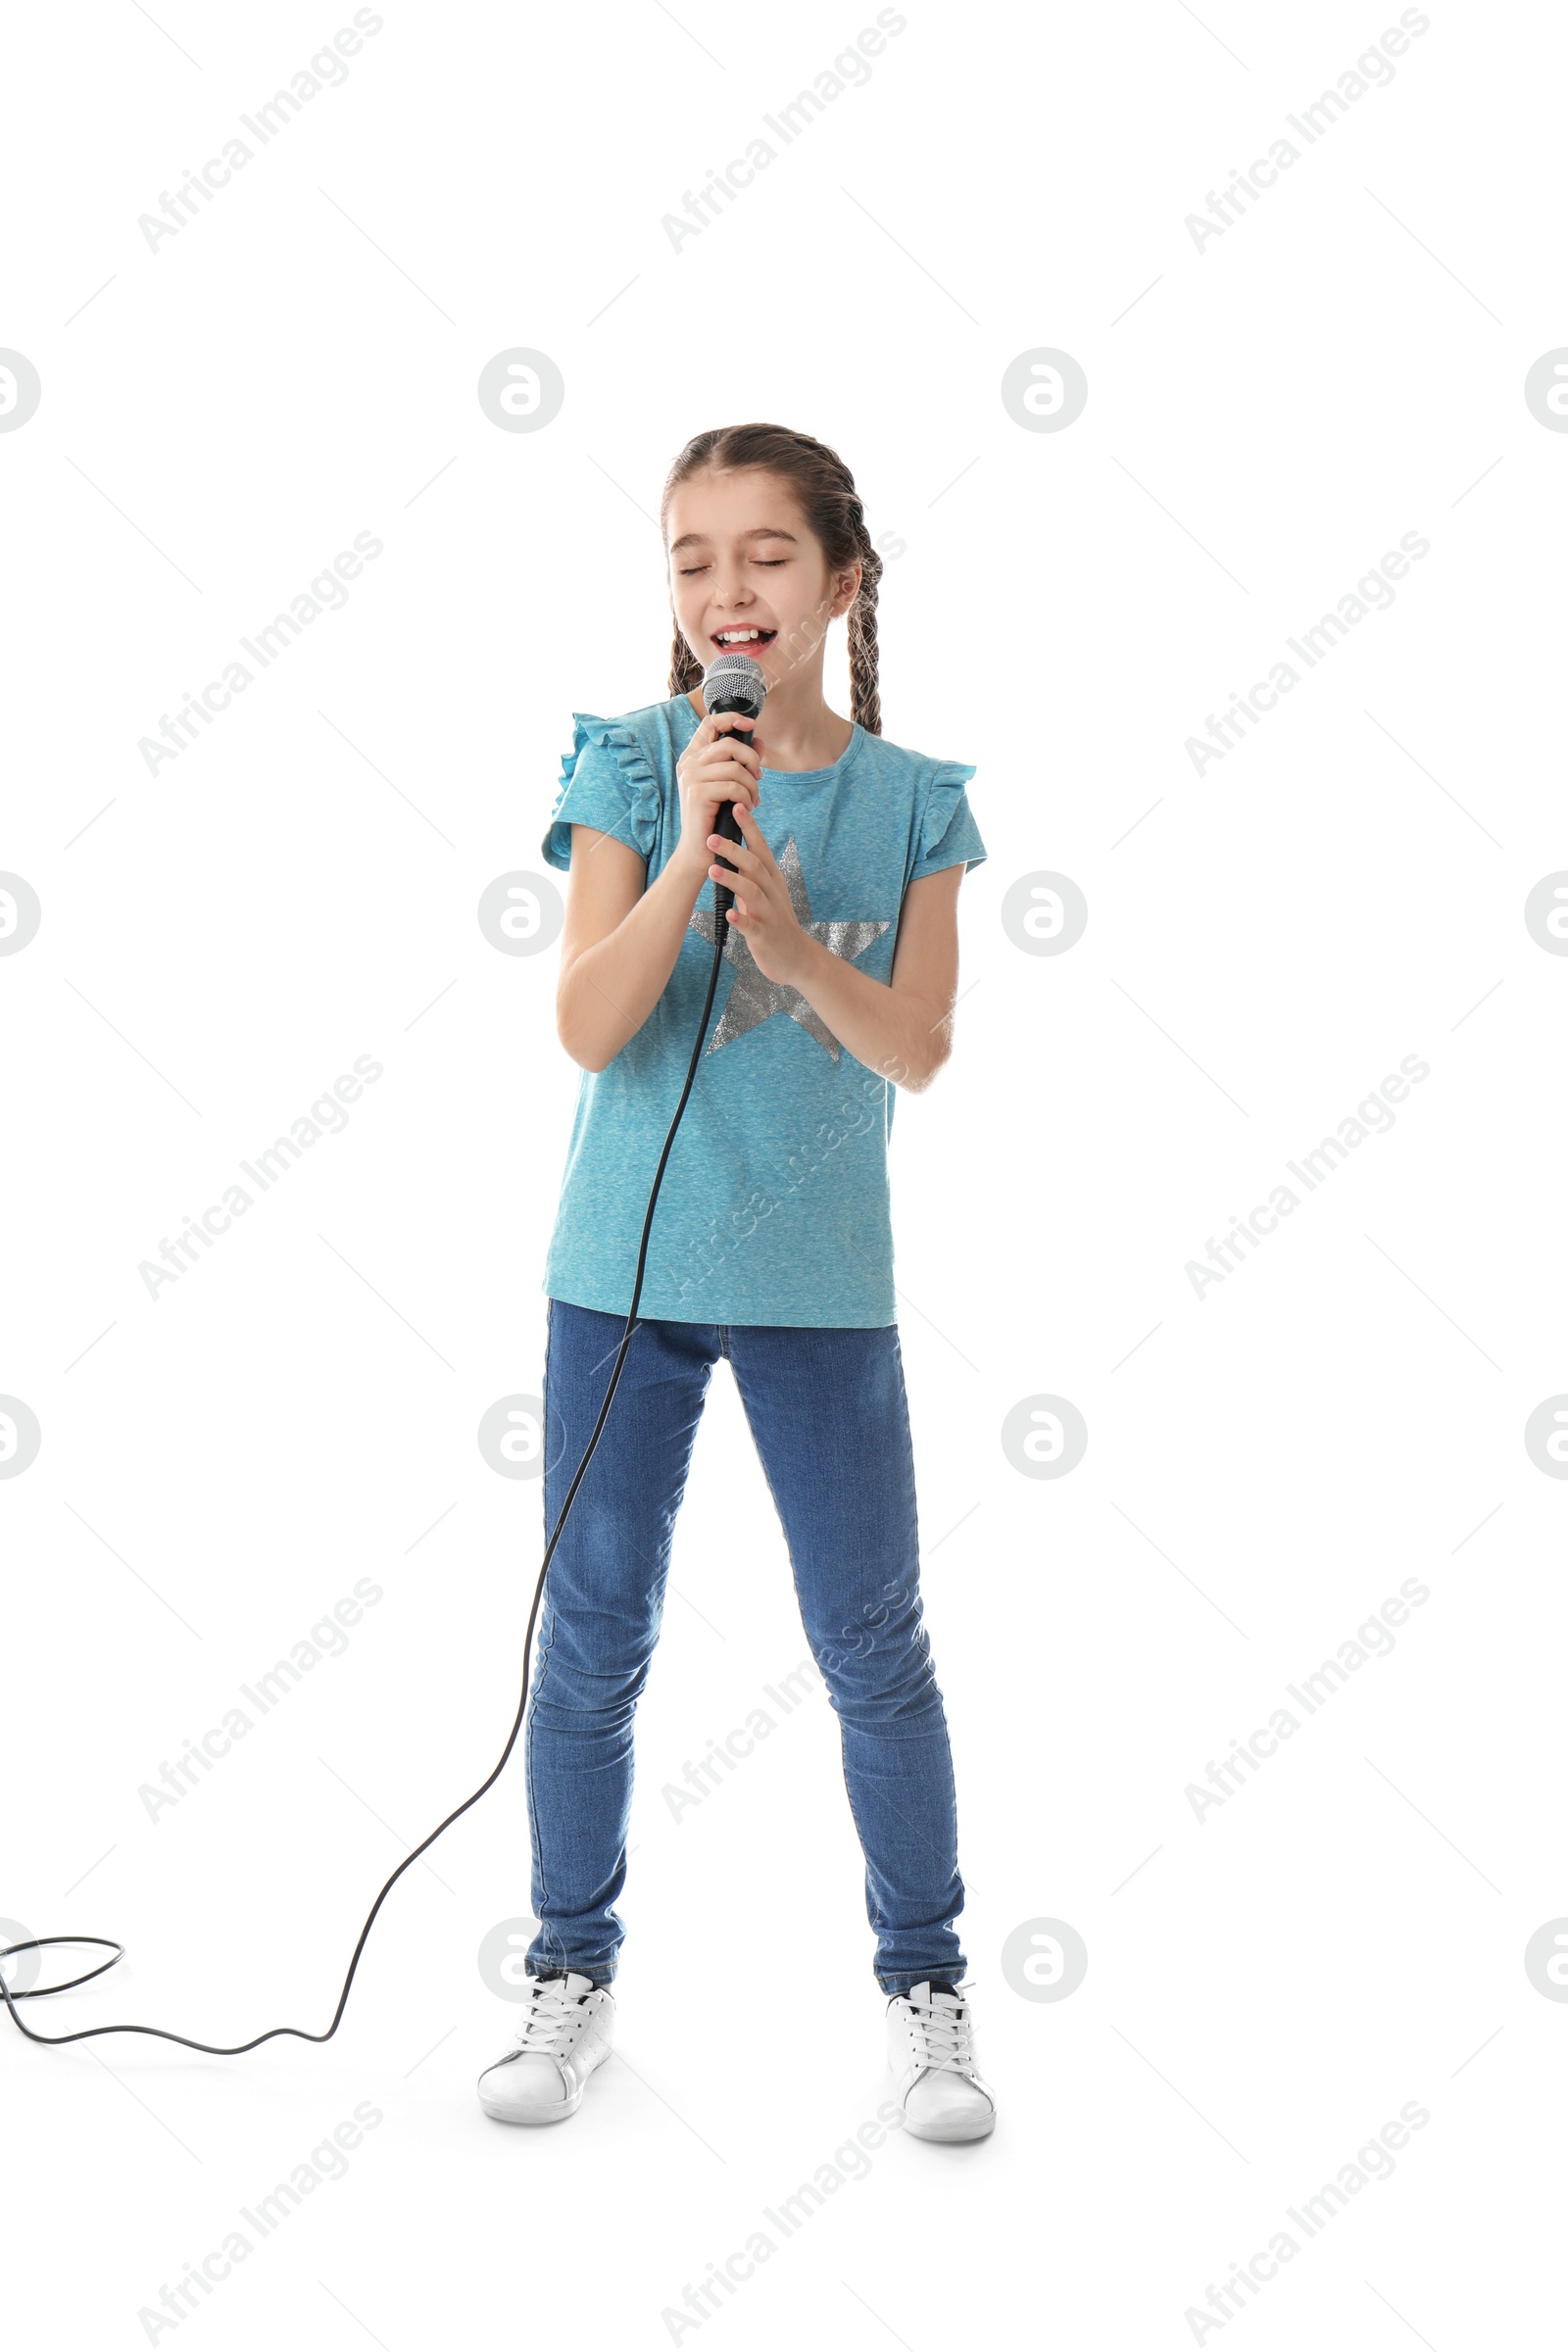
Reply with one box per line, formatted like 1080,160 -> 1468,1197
688,834 -> 890,1059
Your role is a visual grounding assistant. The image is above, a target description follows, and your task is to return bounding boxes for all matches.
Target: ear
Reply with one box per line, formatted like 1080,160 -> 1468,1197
830,560 -> 863,620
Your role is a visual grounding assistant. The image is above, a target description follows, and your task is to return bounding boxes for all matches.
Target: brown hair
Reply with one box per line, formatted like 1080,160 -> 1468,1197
660,422 -> 884,735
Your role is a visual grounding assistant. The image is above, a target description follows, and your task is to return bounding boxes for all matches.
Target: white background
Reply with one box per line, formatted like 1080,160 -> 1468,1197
3,1 -> 1564,2345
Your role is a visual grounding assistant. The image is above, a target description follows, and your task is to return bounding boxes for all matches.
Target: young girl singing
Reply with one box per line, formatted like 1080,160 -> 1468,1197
478,423 -> 995,2143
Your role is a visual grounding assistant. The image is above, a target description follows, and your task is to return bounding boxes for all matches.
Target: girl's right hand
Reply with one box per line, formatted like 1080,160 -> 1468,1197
674,710 -> 763,879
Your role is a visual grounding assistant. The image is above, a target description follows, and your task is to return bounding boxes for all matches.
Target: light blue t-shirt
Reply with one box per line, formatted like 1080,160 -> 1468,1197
539,693 -> 986,1328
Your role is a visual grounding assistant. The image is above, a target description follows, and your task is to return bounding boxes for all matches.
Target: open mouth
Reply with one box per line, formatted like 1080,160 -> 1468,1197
710,626 -> 777,650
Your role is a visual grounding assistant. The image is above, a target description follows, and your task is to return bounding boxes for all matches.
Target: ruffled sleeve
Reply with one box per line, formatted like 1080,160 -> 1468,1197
540,712 -> 662,872
909,760 -> 987,882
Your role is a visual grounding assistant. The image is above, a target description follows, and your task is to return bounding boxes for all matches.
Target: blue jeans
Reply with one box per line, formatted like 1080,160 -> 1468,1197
524,1299 -> 967,1995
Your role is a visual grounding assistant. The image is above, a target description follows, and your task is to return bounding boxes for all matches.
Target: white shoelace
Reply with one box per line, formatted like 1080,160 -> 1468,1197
906,1999 -> 975,2073
511,1979 -> 583,2055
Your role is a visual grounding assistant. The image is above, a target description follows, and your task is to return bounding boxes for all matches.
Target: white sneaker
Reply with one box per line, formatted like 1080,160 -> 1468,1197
886,1979 -> 997,2142
477,1971 -> 615,2125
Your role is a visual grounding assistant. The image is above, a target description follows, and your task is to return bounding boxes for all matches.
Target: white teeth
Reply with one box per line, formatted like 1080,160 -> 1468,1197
717,628 -> 761,641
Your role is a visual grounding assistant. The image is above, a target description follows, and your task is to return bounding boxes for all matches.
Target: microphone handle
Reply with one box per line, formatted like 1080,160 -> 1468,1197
711,800 -> 744,921
707,698 -> 757,923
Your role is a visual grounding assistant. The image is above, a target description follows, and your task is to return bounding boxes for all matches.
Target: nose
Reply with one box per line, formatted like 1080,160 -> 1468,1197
711,566 -> 754,610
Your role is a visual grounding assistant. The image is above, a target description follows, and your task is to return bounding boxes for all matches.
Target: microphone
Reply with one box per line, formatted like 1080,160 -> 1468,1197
701,651 -> 767,923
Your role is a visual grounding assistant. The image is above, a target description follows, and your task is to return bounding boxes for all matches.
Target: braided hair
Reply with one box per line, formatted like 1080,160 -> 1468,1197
661,423 -> 884,736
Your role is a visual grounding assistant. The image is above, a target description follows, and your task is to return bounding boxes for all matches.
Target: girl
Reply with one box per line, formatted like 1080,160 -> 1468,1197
478,423 -> 995,2143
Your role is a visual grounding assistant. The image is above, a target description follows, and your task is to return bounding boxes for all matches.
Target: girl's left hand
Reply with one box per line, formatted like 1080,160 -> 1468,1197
708,806 -> 810,987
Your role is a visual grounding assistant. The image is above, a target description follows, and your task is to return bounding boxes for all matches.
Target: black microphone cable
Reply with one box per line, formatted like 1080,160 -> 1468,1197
0,912 -> 738,2055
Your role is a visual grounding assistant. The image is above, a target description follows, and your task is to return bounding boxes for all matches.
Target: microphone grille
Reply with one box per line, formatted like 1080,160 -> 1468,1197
702,650 -> 767,712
